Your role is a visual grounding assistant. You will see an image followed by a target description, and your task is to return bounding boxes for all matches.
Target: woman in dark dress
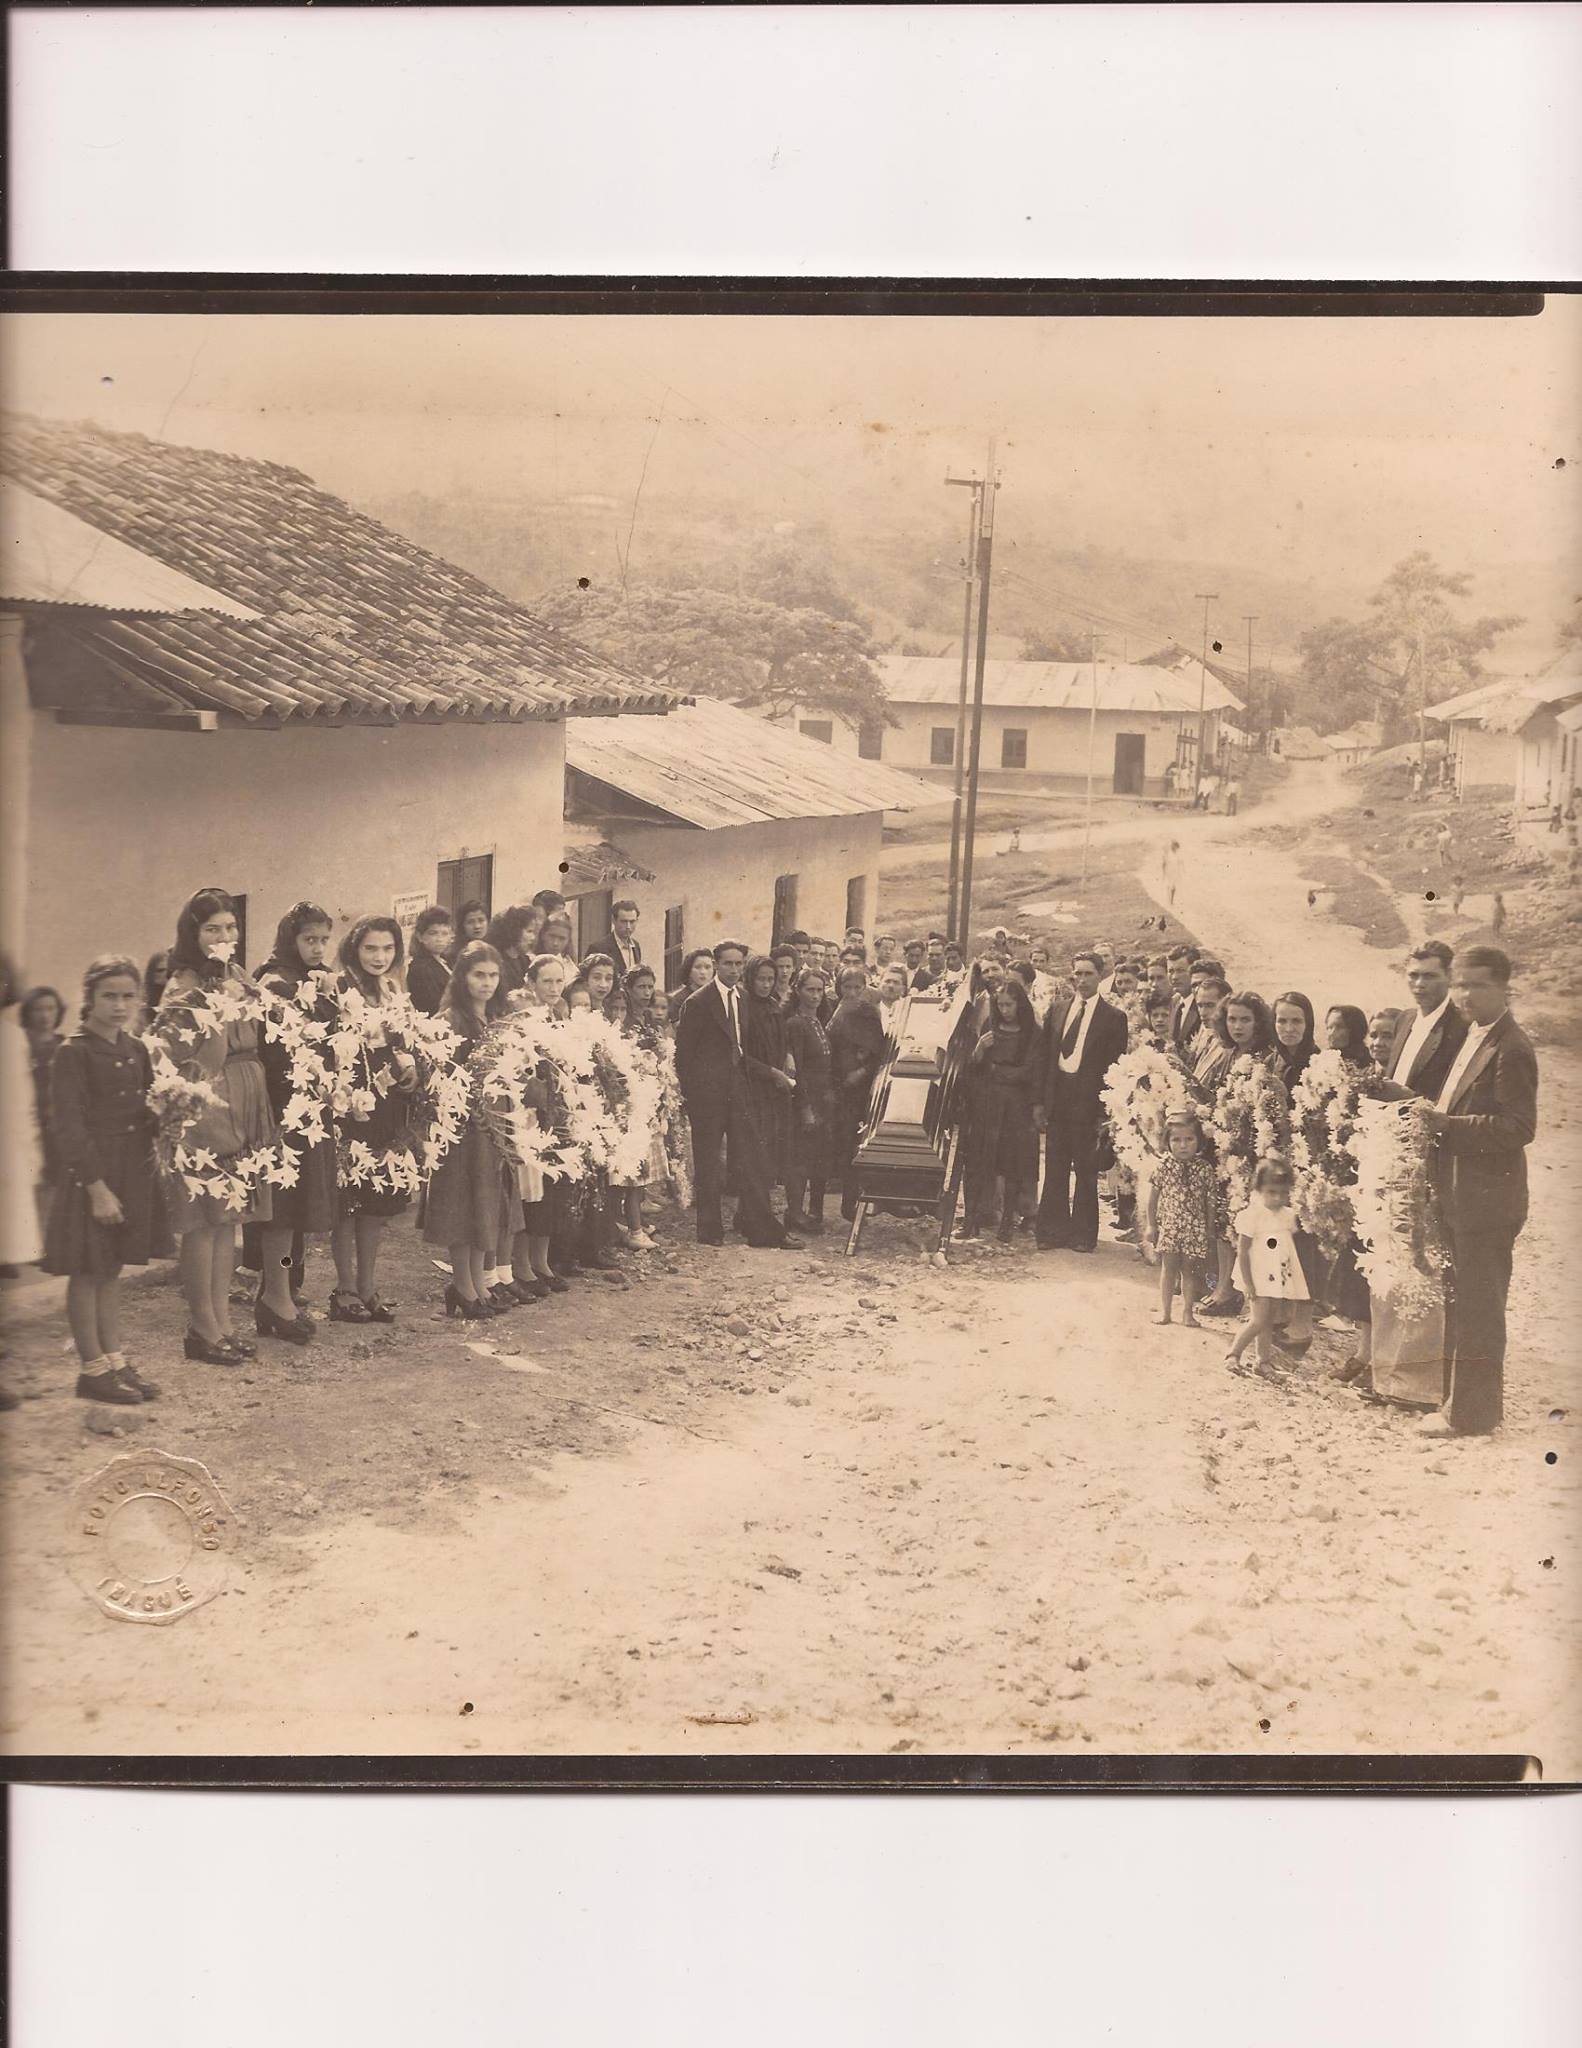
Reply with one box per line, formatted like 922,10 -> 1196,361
328,914 -> 419,1324
740,953 -> 795,1190
20,986 -> 65,1197
1319,1002 -> 1379,1364
961,977 -> 1042,1240
826,964 -> 888,1224
483,905 -> 540,1004
423,941 -> 517,1318
407,905 -> 457,1015
42,955 -> 161,1403
783,967 -> 835,1234
251,901 -> 340,1343
1271,990 -> 1318,1096
1270,987 -> 1325,1343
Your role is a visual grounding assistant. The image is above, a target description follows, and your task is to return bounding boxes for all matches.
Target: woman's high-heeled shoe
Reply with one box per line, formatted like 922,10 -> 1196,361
361,1295 -> 397,1323
256,1301 -> 314,1346
487,1283 -> 519,1312
504,1278 -> 542,1304
328,1290 -> 372,1324
443,1283 -> 494,1321
534,1270 -> 569,1294
184,1330 -> 245,1366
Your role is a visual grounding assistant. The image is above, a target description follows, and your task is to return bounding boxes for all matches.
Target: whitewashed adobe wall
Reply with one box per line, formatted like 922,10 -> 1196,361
866,702 -> 1199,790
24,713 -> 565,999
583,811 -> 885,970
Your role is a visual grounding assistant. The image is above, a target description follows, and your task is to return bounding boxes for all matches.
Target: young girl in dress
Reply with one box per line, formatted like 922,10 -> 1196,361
425,941 -> 516,1319
1141,1112 -> 1218,1328
329,914 -> 419,1324
42,957 -> 162,1404
156,888 -> 276,1365
1228,1156 -> 1310,1376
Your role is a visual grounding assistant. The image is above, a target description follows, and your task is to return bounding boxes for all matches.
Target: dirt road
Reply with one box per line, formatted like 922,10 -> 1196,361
3,775 -> 1577,1770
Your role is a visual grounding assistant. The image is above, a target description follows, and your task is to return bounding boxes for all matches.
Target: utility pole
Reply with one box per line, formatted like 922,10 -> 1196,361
1194,592 -> 1219,777
1243,614 -> 1258,736
956,439 -> 999,950
943,471 -> 984,941
1082,630 -> 1101,884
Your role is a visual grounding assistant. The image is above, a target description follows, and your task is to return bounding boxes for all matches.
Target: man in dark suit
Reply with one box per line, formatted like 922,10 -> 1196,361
1382,939 -> 1468,1102
673,940 -> 797,1250
1418,946 -> 1538,1437
1165,945 -> 1202,1054
596,899 -> 643,979
1035,950 -> 1128,1252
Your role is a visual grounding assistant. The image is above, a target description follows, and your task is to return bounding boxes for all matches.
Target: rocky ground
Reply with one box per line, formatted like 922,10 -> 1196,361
2,761 -> 1577,1772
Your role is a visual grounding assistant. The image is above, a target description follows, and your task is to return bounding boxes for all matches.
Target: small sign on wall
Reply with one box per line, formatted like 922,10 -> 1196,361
392,890 -> 429,949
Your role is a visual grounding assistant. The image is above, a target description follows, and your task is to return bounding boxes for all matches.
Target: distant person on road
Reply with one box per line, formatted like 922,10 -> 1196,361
1161,837 -> 1182,910
1490,892 -> 1507,939
1410,761 -> 1424,801
1436,821 -> 1454,868
1223,774 -> 1241,817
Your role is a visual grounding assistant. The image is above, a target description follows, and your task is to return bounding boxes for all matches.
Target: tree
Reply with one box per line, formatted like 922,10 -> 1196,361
1020,624 -> 1094,663
1294,552 -> 1521,737
532,581 -> 892,729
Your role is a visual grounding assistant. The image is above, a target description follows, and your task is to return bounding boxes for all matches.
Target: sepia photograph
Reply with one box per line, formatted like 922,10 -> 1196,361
0,294 -> 1577,1775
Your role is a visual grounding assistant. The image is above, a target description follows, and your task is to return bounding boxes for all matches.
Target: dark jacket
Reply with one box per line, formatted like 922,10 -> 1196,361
595,932 -> 643,977
407,946 -> 452,1017
1385,999 -> 1469,1102
826,998 -> 887,1113
1041,992 -> 1128,1125
1430,1009 -> 1537,1237
673,980 -> 744,1115
1169,992 -> 1200,1054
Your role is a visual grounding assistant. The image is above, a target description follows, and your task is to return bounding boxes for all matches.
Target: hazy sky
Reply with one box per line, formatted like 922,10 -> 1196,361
5,305 -> 1578,592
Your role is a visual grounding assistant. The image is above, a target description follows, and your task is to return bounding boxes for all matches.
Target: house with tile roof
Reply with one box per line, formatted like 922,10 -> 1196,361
562,696 -> 946,978
765,653 -> 1242,798
1,414 -> 673,997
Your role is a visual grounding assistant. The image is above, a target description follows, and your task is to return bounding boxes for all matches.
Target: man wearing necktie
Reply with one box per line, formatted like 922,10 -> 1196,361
1035,950 -> 1128,1252
595,900 -> 643,979
1416,945 -> 1537,1437
673,940 -> 795,1249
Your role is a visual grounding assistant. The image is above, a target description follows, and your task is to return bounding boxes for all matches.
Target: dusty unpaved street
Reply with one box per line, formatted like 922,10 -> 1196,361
3,775 -> 1578,1771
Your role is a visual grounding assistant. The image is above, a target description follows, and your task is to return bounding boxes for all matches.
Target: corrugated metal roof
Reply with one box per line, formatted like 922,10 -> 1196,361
565,695 -> 945,828
1,413 -> 674,724
1,479 -> 260,617
878,653 -> 1242,714
1428,655 -> 1582,727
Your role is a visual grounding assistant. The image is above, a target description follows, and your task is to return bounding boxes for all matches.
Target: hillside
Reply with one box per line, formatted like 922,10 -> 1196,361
367,486 -> 1567,685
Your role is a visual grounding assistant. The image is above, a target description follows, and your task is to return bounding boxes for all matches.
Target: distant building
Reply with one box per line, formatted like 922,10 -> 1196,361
1427,663 -> 1582,804
1323,720 -> 1385,771
1269,725 -> 1330,763
1,416 -> 670,997
563,695 -> 945,980
768,654 -> 1242,798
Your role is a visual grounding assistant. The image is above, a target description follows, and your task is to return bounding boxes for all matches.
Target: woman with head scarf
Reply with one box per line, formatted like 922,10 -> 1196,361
960,975 -> 1042,1241
1271,990 -> 1318,1094
826,965 -> 886,1224
783,967 -> 835,1233
740,952 -> 796,1195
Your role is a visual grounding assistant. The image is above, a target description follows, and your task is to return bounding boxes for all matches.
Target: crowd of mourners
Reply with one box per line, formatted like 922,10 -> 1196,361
0,885 -> 1537,1442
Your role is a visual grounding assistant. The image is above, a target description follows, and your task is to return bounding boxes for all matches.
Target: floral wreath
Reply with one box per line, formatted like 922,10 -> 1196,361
1206,1051 -> 1291,1222
146,975 -> 334,1213
1343,1095 -> 1450,1322
326,983 -> 466,1197
1101,1043 -> 1197,1182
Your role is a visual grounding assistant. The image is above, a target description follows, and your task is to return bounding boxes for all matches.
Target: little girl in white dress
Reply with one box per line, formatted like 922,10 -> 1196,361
1228,1156 -> 1310,1376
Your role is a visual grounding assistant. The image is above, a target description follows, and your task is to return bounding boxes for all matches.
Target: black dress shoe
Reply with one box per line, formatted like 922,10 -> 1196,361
184,1330 -> 246,1367
77,1368 -> 142,1405
256,1301 -> 314,1346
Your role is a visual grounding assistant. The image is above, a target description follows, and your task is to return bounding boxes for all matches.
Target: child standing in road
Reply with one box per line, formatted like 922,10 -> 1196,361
1227,1157 -> 1309,1376
1142,1113 -> 1218,1328
42,956 -> 162,1405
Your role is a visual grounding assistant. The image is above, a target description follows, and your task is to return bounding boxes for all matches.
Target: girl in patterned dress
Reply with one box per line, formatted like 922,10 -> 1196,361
1142,1111 -> 1218,1327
